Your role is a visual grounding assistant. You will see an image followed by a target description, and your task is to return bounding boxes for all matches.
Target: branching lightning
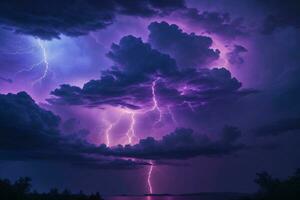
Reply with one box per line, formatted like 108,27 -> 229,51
32,39 -> 49,84
102,78 -> 164,193
104,123 -> 113,147
15,61 -> 44,76
103,113 -> 124,147
14,39 -> 50,84
167,105 -> 178,126
126,112 -> 136,144
145,78 -> 162,194
90,32 -> 107,48
150,78 -> 162,124
186,102 -> 195,112
182,101 -> 195,112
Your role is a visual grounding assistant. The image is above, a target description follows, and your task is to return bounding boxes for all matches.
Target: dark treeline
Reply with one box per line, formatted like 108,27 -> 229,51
241,168 -> 300,200
1,169 -> 299,200
0,177 -> 103,200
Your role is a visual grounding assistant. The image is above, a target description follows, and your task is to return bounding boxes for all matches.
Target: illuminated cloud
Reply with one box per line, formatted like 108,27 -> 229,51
226,44 -> 247,65
0,92 -> 149,169
49,34 -> 255,110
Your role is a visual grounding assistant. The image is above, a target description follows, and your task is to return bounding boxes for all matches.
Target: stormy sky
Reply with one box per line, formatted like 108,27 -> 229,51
0,0 -> 300,195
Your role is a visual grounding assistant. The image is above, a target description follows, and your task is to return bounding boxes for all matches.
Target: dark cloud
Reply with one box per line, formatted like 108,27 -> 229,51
226,45 -> 248,65
0,92 -> 149,169
255,117 -> 300,136
49,34 -> 255,110
0,0 -> 185,39
259,0 -> 300,34
60,118 -> 92,141
61,118 -> 81,133
148,21 -> 220,67
155,67 -> 257,109
73,159 -> 150,170
99,126 -> 245,160
107,35 -> 177,77
0,92 -> 61,151
115,0 -> 185,17
49,35 -> 178,109
180,9 -> 247,39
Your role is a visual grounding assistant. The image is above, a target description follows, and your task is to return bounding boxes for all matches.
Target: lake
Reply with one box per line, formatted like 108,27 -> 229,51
106,197 -> 203,200
105,193 -> 246,200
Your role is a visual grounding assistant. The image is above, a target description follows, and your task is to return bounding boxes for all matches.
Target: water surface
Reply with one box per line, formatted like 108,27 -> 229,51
105,194 -> 243,200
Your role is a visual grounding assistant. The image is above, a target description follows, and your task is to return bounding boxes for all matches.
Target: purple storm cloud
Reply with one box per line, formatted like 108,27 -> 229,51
0,0 -> 300,196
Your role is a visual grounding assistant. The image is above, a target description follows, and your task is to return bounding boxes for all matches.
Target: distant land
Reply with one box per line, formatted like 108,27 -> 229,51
105,192 -> 250,200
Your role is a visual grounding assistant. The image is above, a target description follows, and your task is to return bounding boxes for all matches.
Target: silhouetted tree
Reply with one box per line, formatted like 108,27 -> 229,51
0,177 -> 104,200
243,168 -> 300,200
255,172 -> 280,194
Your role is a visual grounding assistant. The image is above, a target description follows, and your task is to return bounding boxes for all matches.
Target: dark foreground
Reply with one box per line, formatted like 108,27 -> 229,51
1,169 -> 299,200
106,198 -> 231,200
106,193 -> 246,200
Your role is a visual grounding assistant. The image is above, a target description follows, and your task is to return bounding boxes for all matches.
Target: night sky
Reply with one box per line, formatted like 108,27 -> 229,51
0,0 -> 300,196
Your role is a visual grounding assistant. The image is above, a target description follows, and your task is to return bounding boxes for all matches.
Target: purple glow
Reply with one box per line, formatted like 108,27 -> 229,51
1,0 -> 299,196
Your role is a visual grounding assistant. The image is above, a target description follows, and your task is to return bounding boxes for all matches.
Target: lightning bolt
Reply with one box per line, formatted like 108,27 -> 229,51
147,161 -> 154,194
104,122 -> 113,147
90,32 -> 107,48
121,110 -> 155,195
117,98 -> 161,195
103,112 -> 124,147
167,105 -> 178,126
101,79 -> 164,194
145,78 -> 164,193
15,39 -> 50,84
10,40 -> 46,80
118,109 -> 156,195
15,61 -> 44,77
32,39 -> 49,84
125,112 -> 136,144
182,101 -> 195,112
150,78 -> 162,124
186,102 -> 195,112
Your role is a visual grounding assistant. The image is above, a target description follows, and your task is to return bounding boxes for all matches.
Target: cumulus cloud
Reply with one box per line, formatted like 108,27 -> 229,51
226,45 -> 248,65
49,34 -> 255,110
180,9 -> 247,39
0,92 -> 61,150
0,0 -> 185,39
97,126 -> 245,160
116,0 -> 185,17
0,92 -> 246,166
148,21 -> 220,67
48,35 -> 177,109
107,35 -> 177,77
0,92 -> 149,169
